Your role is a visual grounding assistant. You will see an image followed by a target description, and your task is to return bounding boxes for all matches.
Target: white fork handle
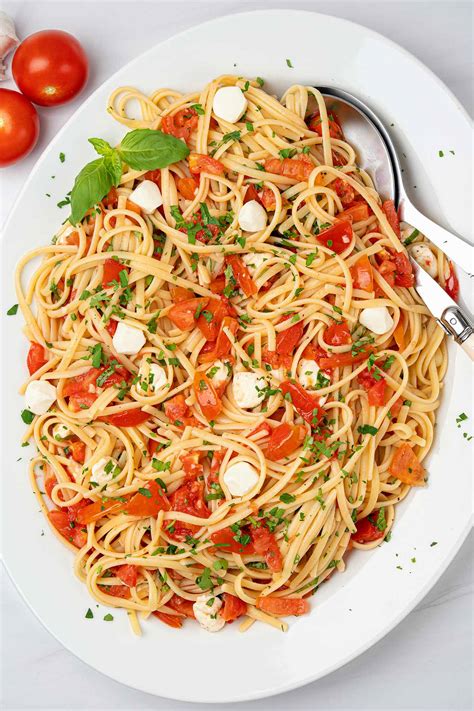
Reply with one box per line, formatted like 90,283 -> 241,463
400,198 -> 474,272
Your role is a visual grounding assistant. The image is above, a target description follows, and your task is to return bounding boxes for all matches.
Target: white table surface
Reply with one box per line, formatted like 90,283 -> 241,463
1,1 -> 472,709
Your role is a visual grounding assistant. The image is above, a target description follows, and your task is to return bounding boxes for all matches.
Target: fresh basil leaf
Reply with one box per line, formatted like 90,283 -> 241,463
70,158 -> 113,225
104,151 -> 123,186
119,129 -> 189,170
89,137 -> 114,157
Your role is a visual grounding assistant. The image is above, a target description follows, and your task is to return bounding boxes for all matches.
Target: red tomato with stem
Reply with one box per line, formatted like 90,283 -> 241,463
0,89 -> 39,166
13,30 -> 89,107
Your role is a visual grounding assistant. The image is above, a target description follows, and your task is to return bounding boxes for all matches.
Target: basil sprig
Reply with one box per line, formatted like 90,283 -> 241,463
69,129 -> 189,225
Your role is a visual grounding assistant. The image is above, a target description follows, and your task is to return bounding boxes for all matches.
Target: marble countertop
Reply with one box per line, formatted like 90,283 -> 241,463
1,2 -> 472,709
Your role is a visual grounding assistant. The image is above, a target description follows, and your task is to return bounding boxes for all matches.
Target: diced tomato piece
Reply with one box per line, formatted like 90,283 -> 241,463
389,443 -> 425,486
126,480 -> 170,517
256,596 -> 309,616
106,319 -> 118,337
101,409 -> 149,427
103,585 -> 131,599
168,479 -> 210,541
180,451 -> 204,480
167,594 -> 195,618
126,199 -> 141,215
189,153 -> 225,176
319,347 -> 374,370
251,525 -> 283,572
324,320 -> 352,346
103,186 -> 118,208
317,220 -> 353,254
63,366 -> 130,398
48,509 -> 87,548
68,440 -> 85,464
352,513 -> 385,543
198,316 -> 238,363
339,203 -> 370,222
176,176 -> 198,200
382,199 -> 400,237
153,611 -> 183,628
266,422 -> 305,461
264,155 -> 314,181
208,449 -> 225,486
244,184 -> 259,203
260,187 -> 277,211
390,397 -> 404,418
170,285 -> 194,303
276,316 -> 304,355
249,421 -> 273,439
367,378 -> 386,406
393,252 -> 414,288
280,380 -> 323,426
307,110 -> 343,140
331,178 -> 355,206
444,263 -> 459,302
27,342 -> 47,375
350,254 -> 374,292
261,349 -> 292,371
116,564 -> 138,587
210,526 -> 255,554
148,438 -> 160,457
76,498 -> 125,525
197,297 -> 229,341
164,394 -> 188,422
162,107 -> 199,144
225,255 -> 257,297
102,258 -> 127,288
193,371 -> 222,421
301,343 -> 330,367
144,169 -> 161,186
220,593 -> 248,622
393,315 -> 405,351
209,274 -> 225,294
169,297 -> 209,331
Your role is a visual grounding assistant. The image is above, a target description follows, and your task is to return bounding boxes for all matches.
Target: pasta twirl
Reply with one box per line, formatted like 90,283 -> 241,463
16,77 -> 450,634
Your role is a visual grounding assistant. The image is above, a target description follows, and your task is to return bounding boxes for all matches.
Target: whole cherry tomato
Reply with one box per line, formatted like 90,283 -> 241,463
13,30 -> 89,107
0,89 -> 39,166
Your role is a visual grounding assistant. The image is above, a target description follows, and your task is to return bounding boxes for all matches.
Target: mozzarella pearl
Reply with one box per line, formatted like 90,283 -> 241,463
206,360 -> 231,389
359,306 -> 394,335
90,457 -> 119,488
128,180 -> 163,213
410,243 -> 438,279
112,322 -> 146,355
140,362 -> 167,392
25,380 -> 57,415
238,200 -> 267,232
223,460 -> 259,497
193,594 -> 225,633
242,251 -> 271,276
212,86 -> 247,123
233,372 -> 267,409
297,358 -> 322,390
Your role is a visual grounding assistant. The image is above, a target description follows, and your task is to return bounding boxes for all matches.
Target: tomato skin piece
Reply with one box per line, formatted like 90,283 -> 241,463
225,255 -> 257,297
276,317 -> 304,355
389,443 -> 425,486
101,409 -> 149,427
176,176 -> 198,200
193,371 -> 222,421
393,252 -> 414,288
307,111 -> 343,140
0,89 -> 39,167
352,513 -> 385,543
210,526 -> 256,554
256,596 -> 310,616
331,178 -> 355,206
382,199 -> 401,238
249,421 -> 273,439
266,423 -> 306,461
153,611 -> 183,628
164,394 -> 189,422
126,480 -> 170,518
209,274 -> 225,294
13,30 -> 88,107
444,263 -> 459,302
280,380 -> 323,426
167,594 -> 195,618
27,342 -> 47,375
324,320 -> 352,346
197,297 -> 228,341
168,479 -> 210,541
180,451 -> 204,480
162,107 -> 198,144
102,258 -> 127,288
220,594 -> 248,622
264,155 -> 314,181
350,254 -> 374,292
367,378 -> 386,406
115,564 -> 138,587
319,347 -> 374,370
67,440 -> 86,464
251,526 -> 283,572
170,285 -> 195,303
189,153 -> 225,175
169,297 -> 208,330
76,499 -> 124,525
339,203 -> 370,222
198,316 -> 238,363
317,220 -> 353,254
48,509 -> 87,548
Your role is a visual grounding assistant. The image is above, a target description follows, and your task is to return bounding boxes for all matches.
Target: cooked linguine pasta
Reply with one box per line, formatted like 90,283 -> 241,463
16,76 -> 454,634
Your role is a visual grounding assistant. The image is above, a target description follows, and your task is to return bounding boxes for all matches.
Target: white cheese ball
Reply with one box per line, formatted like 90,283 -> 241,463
297,358 -> 322,390
359,306 -> 394,335
233,372 -> 267,409
206,360 -> 231,389
140,361 -> 167,392
112,322 -> 146,355
128,180 -> 163,213
223,460 -> 259,497
238,200 -> 267,232
193,594 -> 226,632
212,86 -> 247,123
410,243 -> 438,279
25,380 -> 57,415
90,457 -> 119,488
